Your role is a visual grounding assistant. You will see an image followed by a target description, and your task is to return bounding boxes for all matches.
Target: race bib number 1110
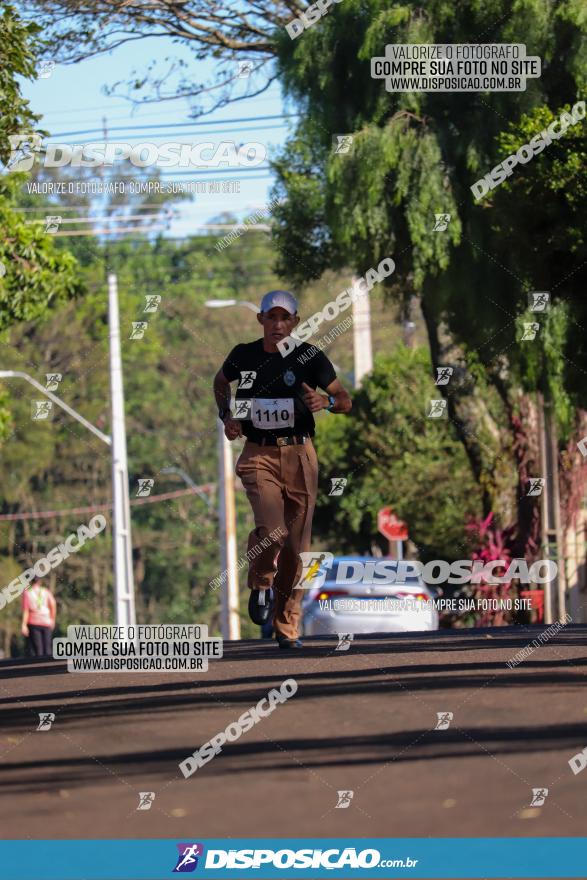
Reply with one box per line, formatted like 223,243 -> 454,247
252,398 -> 294,429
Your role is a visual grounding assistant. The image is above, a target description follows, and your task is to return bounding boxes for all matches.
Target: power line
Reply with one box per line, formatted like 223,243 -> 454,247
46,123 -> 289,141
40,101 -> 187,116
16,204 -> 180,212
61,235 -> 279,244
51,224 -> 168,237
152,175 -> 275,182
51,113 -> 298,139
0,485 -> 215,521
41,93 -> 286,118
51,222 -> 273,237
26,212 -> 172,225
138,166 -> 270,176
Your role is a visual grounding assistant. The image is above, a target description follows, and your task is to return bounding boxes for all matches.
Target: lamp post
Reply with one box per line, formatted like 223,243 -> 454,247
205,300 -> 251,641
108,273 -> 136,628
0,272 -> 136,627
351,276 -> 373,388
205,299 -> 259,314
0,370 -> 111,446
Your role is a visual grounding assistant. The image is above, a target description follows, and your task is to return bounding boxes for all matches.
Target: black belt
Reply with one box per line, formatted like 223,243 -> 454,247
252,434 -> 310,447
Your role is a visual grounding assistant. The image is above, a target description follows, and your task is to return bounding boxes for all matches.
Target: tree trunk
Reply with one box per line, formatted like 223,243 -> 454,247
419,295 -> 518,522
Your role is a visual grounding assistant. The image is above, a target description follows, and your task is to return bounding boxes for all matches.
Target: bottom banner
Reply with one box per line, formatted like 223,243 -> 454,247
0,838 -> 586,879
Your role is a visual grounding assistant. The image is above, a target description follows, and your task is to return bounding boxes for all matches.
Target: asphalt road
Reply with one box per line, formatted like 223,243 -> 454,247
1,625 -> 586,853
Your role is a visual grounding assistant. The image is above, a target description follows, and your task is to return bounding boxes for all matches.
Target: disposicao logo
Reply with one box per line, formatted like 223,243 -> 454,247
297,552 -> 334,590
173,843 -> 204,872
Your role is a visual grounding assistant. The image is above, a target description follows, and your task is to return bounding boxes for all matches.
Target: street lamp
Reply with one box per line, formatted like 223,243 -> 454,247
205,300 -> 246,641
205,299 -> 259,315
351,275 -> 373,388
0,272 -> 136,628
107,273 -> 136,628
0,370 -> 111,446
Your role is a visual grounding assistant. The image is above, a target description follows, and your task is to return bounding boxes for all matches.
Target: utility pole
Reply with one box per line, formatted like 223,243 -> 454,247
217,419 -> 241,639
205,300 -> 244,640
352,276 -> 373,388
537,393 -> 566,623
1,274 -> 136,627
108,273 -> 136,627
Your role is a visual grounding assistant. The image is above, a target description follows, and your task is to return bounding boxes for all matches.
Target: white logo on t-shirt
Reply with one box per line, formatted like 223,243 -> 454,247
238,371 -> 256,389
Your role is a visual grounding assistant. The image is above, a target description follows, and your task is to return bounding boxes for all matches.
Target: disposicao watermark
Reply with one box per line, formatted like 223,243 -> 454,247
179,677 -> 298,777
471,101 -> 585,200
6,136 -> 266,172
215,196 -> 279,252
201,848 -> 411,871
53,624 -> 222,673
286,0 -> 344,40
371,43 -> 541,92
506,613 -> 572,668
297,316 -> 354,365
295,554 -> 558,589
0,515 -> 107,611
277,258 -> 395,357
209,527 -> 287,591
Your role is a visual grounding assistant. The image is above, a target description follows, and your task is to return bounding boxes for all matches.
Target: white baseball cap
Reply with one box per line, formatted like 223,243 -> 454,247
259,290 -> 298,315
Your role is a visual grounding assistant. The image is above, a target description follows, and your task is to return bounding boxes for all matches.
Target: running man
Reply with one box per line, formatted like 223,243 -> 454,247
213,290 -> 352,649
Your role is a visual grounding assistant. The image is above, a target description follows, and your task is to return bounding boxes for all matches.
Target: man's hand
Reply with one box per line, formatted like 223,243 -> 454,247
223,417 -> 243,441
21,624 -> 29,637
301,382 -> 328,413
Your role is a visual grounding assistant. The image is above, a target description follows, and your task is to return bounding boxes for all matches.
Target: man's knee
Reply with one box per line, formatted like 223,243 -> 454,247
254,526 -> 287,548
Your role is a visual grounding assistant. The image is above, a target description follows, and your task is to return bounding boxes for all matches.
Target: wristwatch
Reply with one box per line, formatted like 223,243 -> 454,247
218,407 -> 231,422
326,395 -> 336,412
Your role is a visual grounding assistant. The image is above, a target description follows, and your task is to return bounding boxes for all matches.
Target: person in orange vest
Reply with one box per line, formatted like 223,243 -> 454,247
21,581 -> 56,657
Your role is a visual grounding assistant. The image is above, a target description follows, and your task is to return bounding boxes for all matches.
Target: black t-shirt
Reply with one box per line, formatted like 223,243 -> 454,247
221,339 -> 337,441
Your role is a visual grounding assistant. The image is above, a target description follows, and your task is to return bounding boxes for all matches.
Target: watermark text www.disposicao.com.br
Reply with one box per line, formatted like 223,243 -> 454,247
201,847 -> 418,870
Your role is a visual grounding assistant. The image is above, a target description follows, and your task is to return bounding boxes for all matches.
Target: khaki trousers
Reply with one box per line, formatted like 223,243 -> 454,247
235,439 -> 319,640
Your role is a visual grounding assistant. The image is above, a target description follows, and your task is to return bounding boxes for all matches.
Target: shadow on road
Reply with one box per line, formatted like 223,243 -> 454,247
1,718 -> 586,793
0,628 -> 586,732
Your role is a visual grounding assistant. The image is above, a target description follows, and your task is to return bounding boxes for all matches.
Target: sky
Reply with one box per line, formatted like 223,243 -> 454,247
21,34 -> 297,237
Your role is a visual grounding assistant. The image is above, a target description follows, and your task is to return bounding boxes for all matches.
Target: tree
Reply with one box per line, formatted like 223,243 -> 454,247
27,0 -> 292,113
23,0 -> 587,569
0,218 -> 289,651
0,4 -> 84,354
314,347 -> 483,560
265,0 -> 587,558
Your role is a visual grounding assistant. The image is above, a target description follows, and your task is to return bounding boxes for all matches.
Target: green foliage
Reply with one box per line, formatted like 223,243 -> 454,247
327,120 -> 461,288
489,102 -> 587,423
0,4 -> 84,339
271,137 -> 338,283
273,1 -> 586,317
0,4 -> 43,165
516,301 -> 574,436
273,0 -> 586,295
0,178 -> 84,331
314,346 -> 482,560
270,0 -> 587,533
0,225 -> 287,651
